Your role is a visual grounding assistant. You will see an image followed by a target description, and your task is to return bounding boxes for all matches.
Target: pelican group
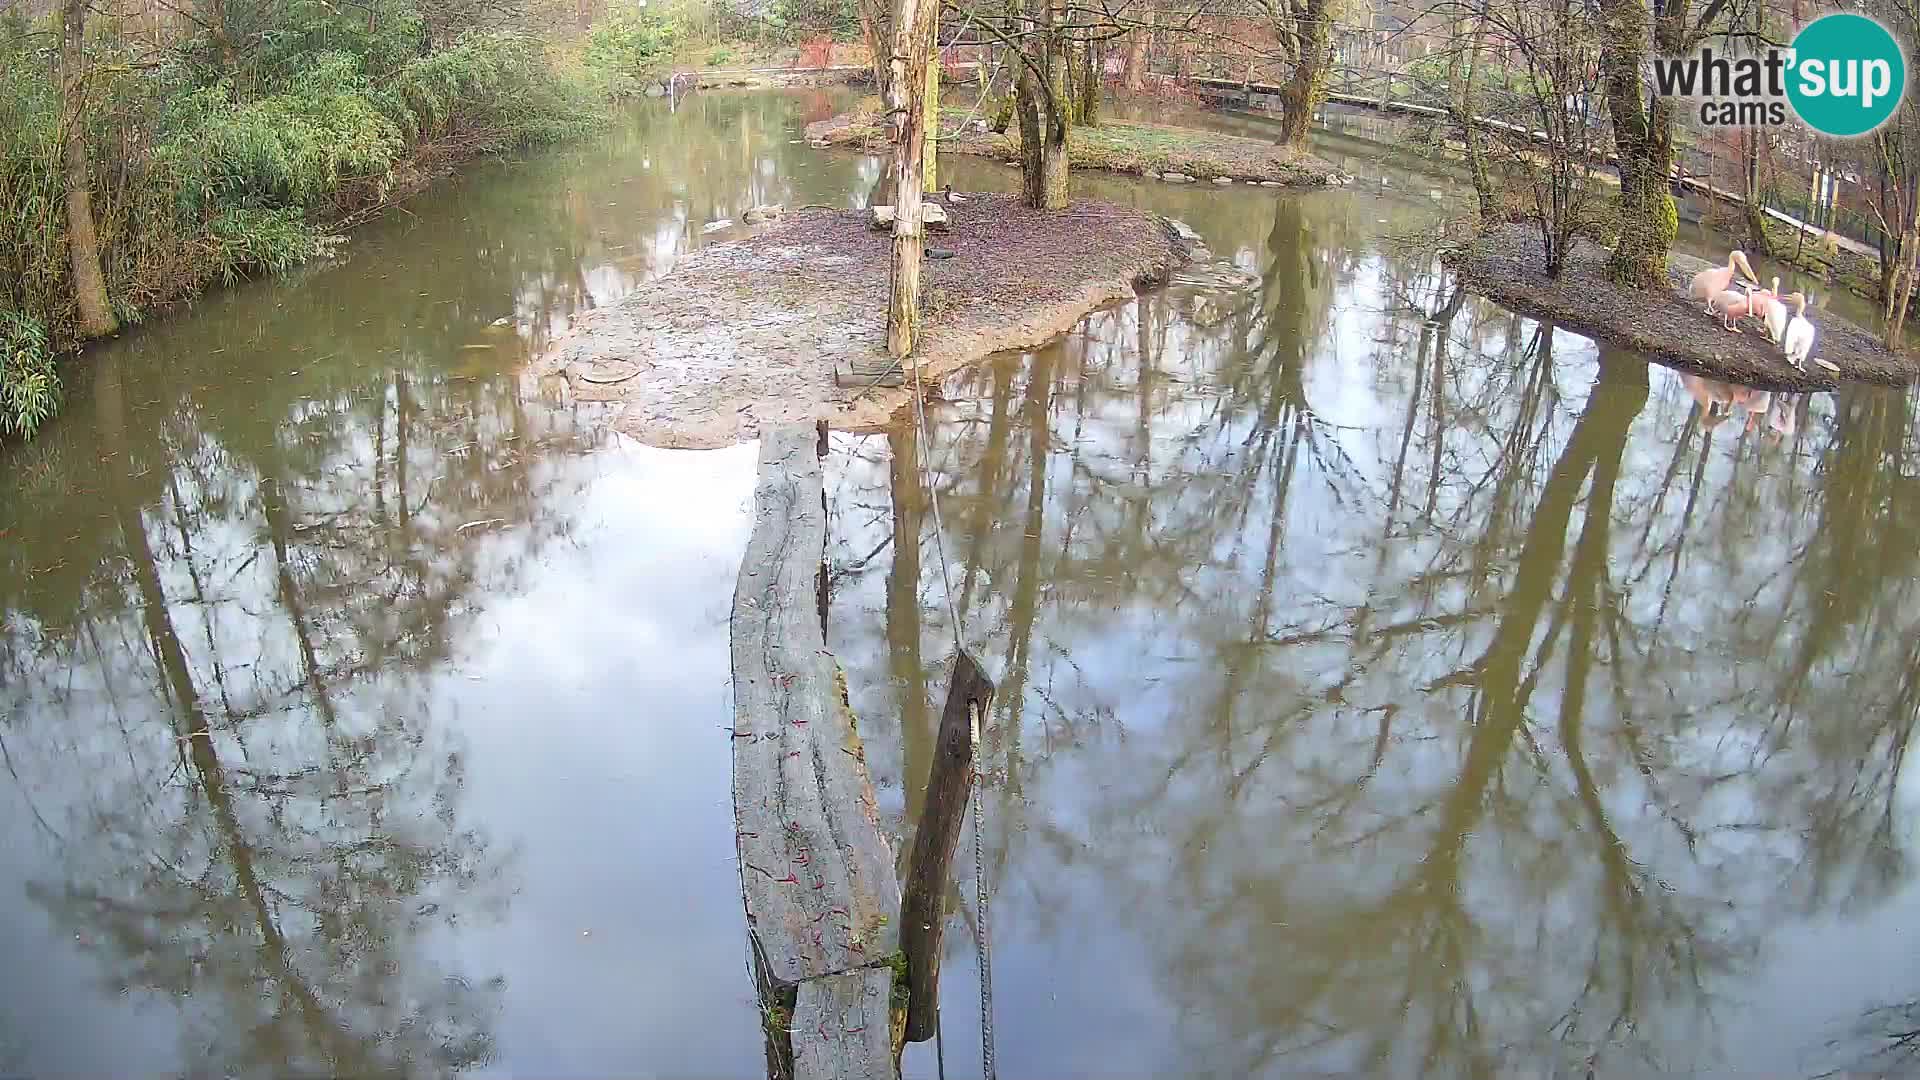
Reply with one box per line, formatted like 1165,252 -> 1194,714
1692,250 -> 1760,310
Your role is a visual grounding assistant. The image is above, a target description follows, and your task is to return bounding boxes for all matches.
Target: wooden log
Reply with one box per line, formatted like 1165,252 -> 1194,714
791,969 -> 896,1080
733,425 -> 901,988
899,649 -> 996,1043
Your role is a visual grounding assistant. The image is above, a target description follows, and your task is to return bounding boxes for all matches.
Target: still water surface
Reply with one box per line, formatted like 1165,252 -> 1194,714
2,90 -> 1917,1079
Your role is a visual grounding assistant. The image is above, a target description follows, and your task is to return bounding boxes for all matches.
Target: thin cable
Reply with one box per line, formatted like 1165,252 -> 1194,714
935,1010 -> 948,1080
906,342 -> 965,653
970,699 -> 995,1080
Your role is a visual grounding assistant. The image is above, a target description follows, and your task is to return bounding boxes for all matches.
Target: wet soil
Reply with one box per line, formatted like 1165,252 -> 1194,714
805,112 -> 1345,187
531,195 -> 1195,448
1445,224 -> 1920,388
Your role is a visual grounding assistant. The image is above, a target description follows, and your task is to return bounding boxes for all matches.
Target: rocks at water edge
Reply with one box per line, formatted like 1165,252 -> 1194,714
743,205 -> 785,225
1212,177 -> 1234,185
1162,172 -> 1195,183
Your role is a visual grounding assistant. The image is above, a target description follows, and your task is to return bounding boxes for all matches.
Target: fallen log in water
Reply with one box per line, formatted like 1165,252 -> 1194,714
731,423 -> 903,1079
900,650 -> 995,1043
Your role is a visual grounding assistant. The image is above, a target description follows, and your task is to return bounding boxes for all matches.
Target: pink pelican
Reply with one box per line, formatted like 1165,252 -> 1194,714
1782,292 -> 1817,370
1709,283 -> 1756,331
1692,250 -> 1760,310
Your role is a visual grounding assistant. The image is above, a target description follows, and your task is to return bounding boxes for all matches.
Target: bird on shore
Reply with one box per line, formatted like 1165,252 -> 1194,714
1709,283 -> 1756,331
1782,292 -> 1817,370
1692,250 -> 1760,310
942,184 -> 969,203
1748,276 -> 1782,339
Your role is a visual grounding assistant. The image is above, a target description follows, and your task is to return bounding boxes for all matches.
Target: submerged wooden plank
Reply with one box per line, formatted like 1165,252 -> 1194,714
732,425 -> 901,987
791,969 -> 896,1080
900,650 -> 995,1043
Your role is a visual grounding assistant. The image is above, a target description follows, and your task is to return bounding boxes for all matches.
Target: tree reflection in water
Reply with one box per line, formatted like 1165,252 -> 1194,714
826,190 -> 1920,1079
0,320 -> 605,1076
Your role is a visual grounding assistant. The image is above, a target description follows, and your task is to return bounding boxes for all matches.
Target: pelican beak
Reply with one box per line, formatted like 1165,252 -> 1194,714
1736,252 -> 1760,287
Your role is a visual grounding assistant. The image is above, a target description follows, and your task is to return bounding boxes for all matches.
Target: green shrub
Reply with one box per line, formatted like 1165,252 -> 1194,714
705,44 -> 734,66
0,9 -> 607,438
0,312 -> 58,439
583,5 -> 680,95
378,33 -> 605,148
155,57 -> 405,216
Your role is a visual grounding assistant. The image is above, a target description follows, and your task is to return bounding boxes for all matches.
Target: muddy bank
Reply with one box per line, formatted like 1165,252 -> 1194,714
531,195 -> 1195,448
805,112 -> 1347,187
669,65 -> 874,92
1443,224 -> 1919,388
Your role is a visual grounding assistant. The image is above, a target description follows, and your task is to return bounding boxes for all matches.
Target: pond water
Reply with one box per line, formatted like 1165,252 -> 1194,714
3,90 -> 1917,1079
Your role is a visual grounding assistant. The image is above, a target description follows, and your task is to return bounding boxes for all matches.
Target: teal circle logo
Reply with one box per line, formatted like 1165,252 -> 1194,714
1787,13 -> 1907,137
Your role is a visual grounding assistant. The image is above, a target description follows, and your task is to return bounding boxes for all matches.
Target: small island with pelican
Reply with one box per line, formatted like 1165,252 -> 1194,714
1444,225 -> 1920,388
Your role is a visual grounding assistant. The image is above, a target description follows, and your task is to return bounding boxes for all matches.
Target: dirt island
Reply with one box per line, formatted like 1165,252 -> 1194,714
531,194 -> 1199,448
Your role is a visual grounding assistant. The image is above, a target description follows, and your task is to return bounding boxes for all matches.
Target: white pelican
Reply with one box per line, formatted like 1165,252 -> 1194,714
1750,276 -> 1783,339
1692,250 -> 1760,310
1782,292 -> 1817,370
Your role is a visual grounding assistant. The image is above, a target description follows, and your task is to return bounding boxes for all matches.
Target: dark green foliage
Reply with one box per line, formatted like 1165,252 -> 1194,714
581,7 -> 680,95
0,7 -> 607,439
0,312 -> 57,437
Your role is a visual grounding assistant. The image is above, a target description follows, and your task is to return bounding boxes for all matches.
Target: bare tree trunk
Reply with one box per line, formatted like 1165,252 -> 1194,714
860,0 -> 891,93
1450,10 -> 1495,220
61,0 -> 116,341
1274,4 -> 1332,147
1600,0 -> 1678,286
885,0 -> 938,357
1884,187 -> 1919,348
1742,129 -> 1771,255
924,48 -> 940,190
1124,7 -> 1151,91
1039,10 -> 1070,208
1080,39 -> 1100,125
